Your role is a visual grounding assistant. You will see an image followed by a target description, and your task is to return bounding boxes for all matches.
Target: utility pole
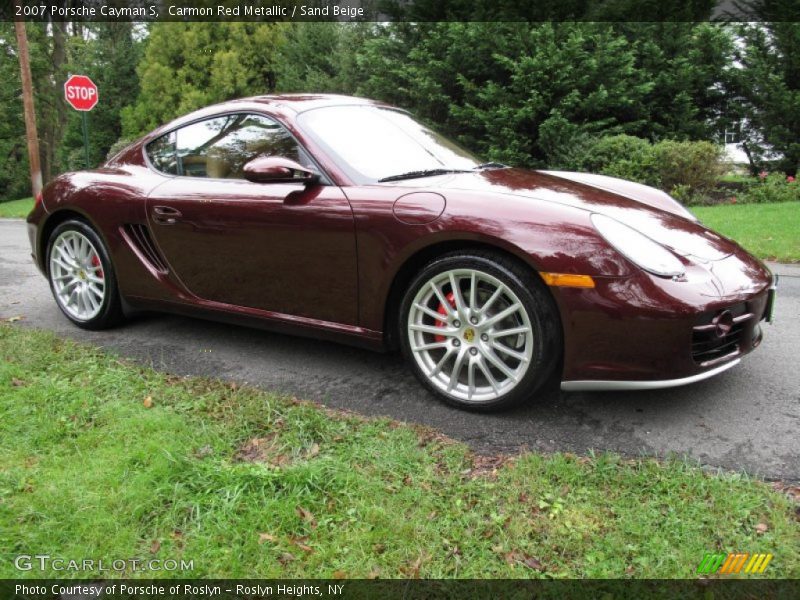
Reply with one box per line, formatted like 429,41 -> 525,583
14,18 -> 43,198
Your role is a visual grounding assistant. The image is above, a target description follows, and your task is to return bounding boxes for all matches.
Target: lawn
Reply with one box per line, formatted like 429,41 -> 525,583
691,202 -> 800,263
0,197 -> 33,219
1,324 -> 798,579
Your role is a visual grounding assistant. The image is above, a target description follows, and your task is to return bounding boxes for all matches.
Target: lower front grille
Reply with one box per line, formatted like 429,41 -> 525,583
691,303 -> 754,367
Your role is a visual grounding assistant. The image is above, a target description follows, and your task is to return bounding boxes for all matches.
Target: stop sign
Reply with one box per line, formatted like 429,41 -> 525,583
64,75 -> 98,111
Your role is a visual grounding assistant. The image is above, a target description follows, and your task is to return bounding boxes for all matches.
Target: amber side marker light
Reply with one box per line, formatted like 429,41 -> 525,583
540,272 -> 596,288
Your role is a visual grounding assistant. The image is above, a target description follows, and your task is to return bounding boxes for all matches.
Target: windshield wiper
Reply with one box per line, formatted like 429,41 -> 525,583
378,168 -> 472,182
473,162 -> 508,170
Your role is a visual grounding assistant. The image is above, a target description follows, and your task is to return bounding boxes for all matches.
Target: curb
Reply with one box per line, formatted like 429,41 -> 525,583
766,262 -> 800,278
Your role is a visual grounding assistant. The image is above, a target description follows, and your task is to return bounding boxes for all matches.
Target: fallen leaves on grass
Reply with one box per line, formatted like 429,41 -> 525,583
755,522 -> 769,534
462,453 -> 512,480
11,377 -> 26,387
277,552 -> 296,565
305,443 -> 320,459
289,536 -> 314,553
296,506 -> 318,529
258,533 -> 277,544
149,540 -> 161,554
399,553 -> 428,578
194,444 -> 214,459
234,434 -> 289,466
143,396 -> 154,408
2,316 -> 24,323
772,481 -> 800,504
499,548 -> 545,571
413,424 -> 453,448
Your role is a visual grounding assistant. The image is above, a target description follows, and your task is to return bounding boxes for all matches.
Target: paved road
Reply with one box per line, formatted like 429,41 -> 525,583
2,219 -> 798,480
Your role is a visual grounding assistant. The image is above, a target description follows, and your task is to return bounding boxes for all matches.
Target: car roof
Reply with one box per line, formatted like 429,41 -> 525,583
145,94 -> 396,141
244,93 -> 394,113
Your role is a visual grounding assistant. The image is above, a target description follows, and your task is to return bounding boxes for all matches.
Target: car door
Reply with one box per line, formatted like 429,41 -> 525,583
145,112 -> 358,325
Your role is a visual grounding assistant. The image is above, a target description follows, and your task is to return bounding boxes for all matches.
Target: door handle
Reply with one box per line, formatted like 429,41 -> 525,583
152,206 -> 182,225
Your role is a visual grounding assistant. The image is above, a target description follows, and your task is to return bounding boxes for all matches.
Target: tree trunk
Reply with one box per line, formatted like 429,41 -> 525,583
41,20 -> 67,184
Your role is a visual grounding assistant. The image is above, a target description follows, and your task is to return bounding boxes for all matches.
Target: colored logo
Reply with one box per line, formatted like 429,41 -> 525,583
697,552 -> 773,575
463,328 -> 475,342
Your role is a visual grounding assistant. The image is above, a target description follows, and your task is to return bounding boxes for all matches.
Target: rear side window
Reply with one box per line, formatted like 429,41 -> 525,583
146,131 -> 177,175
145,113 -> 312,179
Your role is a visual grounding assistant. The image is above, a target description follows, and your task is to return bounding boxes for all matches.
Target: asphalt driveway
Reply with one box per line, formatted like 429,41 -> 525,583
2,219 -> 798,480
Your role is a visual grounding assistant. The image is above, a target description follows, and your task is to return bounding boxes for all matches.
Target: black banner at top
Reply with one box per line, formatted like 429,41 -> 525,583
3,0 -> 800,22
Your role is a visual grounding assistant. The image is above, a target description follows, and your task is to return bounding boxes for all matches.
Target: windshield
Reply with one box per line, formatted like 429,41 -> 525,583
296,105 -> 481,183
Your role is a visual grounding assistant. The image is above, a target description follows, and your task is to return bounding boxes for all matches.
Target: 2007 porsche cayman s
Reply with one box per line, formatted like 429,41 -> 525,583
27,94 -> 776,410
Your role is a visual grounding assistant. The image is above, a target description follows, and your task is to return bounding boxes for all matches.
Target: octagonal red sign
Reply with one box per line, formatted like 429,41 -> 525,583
64,74 -> 98,111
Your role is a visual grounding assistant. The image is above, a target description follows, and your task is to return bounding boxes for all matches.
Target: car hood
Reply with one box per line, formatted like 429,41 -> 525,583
416,168 -> 734,262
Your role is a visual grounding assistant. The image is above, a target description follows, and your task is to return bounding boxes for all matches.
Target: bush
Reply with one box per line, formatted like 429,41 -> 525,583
580,135 -> 657,185
573,135 -> 725,204
651,140 -> 724,199
736,173 -> 800,204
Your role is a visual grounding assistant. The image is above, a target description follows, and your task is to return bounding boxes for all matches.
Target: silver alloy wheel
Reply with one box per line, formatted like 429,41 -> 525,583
407,268 -> 534,403
49,230 -> 106,322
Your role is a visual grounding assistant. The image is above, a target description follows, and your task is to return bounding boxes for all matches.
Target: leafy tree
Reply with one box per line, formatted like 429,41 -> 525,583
0,21 -> 69,199
0,23 -> 29,200
122,23 -> 284,137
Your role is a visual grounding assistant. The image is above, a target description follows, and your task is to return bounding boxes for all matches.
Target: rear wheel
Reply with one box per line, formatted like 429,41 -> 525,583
47,219 -> 124,330
400,251 -> 561,411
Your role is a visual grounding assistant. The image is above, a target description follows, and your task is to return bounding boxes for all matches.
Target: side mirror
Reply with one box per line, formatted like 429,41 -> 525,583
243,156 -> 320,185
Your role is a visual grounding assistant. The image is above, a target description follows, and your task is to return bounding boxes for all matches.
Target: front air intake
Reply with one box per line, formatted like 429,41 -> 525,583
691,303 -> 753,367
123,224 -> 169,273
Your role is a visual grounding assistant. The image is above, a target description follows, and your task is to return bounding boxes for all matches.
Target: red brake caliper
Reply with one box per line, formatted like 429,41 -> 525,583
91,254 -> 103,279
434,291 -> 456,342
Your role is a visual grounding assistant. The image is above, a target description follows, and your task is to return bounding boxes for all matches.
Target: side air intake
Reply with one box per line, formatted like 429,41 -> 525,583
123,224 -> 169,273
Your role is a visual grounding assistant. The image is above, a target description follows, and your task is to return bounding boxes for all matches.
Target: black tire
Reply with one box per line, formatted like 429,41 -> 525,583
46,218 -> 124,330
399,250 -> 562,411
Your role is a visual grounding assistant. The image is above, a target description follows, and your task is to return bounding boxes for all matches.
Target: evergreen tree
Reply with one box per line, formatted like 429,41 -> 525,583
734,15 -> 800,175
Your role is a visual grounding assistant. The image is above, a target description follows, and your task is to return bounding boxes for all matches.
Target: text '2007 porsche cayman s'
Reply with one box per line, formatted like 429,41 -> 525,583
27,94 -> 776,410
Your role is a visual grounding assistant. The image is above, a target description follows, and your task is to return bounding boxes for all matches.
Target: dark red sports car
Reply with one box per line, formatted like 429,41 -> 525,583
27,94 -> 776,410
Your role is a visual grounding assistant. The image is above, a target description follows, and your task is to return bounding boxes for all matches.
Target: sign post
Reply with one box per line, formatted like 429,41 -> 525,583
63,74 -> 98,168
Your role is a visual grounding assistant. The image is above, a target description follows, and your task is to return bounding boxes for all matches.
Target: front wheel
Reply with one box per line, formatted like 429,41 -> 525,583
46,219 -> 124,330
399,251 -> 561,411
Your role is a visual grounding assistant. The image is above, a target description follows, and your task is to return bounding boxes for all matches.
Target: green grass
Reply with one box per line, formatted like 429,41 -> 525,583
692,202 -> 800,263
718,173 -> 757,185
0,197 -> 34,218
1,325 -> 798,579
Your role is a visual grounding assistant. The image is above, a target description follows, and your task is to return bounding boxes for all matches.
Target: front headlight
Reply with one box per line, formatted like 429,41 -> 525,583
591,213 -> 685,278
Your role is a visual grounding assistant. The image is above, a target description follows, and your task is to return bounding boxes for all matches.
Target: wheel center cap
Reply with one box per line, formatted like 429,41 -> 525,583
463,328 -> 475,343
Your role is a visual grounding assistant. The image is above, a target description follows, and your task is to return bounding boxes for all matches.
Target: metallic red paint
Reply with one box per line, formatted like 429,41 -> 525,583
28,94 -> 774,387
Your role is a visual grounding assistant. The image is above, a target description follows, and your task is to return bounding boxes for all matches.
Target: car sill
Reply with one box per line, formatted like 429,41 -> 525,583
560,359 -> 741,392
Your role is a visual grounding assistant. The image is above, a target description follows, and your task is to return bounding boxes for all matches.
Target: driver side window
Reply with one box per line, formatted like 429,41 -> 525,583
147,113 -> 312,179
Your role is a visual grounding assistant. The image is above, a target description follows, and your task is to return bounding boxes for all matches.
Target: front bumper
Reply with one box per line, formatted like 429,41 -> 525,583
556,251 -> 774,389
